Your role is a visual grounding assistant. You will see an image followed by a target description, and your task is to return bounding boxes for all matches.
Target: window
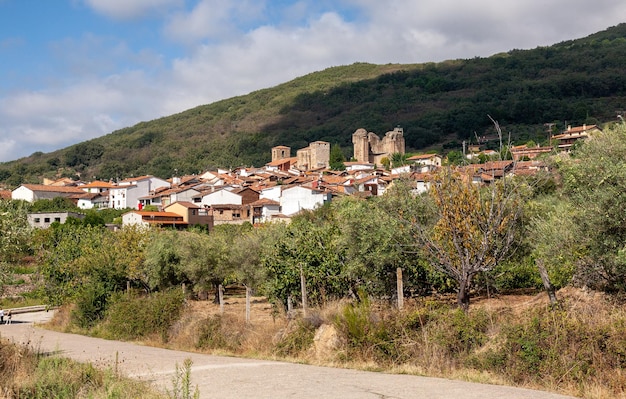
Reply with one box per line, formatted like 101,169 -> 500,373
44,218 -> 50,223
54,218 -> 61,222
34,218 -> 40,223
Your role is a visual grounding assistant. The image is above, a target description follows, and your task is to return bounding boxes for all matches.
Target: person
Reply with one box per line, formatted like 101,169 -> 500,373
0,309 -> 4,324
6,310 -> 11,324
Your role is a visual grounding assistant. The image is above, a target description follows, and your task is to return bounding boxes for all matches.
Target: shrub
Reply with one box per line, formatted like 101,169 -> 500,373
274,319 -> 316,357
71,281 -> 109,329
100,288 -> 185,342
195,315 -> 232,350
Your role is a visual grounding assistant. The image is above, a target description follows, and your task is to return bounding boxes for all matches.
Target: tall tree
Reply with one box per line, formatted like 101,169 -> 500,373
556,123 -> 626,291
0,200 -> 32,263
407,168 -> 527,310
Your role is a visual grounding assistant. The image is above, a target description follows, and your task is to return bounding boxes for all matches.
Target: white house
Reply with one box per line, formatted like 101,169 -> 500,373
259,185 -> 283,202
121,210 -> 186,228
193,187 -> 243,207
12,184 -> 86,203
109,175 -> 170,209
76,192 -> 109,209
344,162 -> 375,172
280,185 -> 331,216
249,198 -> 282,224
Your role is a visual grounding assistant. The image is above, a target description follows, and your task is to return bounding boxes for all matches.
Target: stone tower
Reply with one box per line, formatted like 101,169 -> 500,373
352,127 -> 405,165
271,146 -> 291,162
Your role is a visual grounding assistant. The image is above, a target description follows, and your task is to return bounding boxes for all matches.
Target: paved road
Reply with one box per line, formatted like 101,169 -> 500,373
0,310 -> 578,399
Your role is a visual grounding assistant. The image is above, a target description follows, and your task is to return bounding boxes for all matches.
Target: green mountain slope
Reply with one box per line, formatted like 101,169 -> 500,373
2,24 -> 626,186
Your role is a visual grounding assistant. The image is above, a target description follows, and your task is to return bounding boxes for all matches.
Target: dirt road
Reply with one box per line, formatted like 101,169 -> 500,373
0,310 -> 577,399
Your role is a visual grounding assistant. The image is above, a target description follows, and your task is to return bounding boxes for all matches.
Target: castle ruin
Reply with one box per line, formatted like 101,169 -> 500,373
352,127 -> 405,165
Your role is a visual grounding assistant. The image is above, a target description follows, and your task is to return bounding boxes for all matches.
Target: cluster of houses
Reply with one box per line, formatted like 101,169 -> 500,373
2,124 -> 598,230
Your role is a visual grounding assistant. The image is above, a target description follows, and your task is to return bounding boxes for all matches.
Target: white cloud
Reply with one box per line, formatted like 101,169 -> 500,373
164,0 -> 265,43
84,0 -> 183,19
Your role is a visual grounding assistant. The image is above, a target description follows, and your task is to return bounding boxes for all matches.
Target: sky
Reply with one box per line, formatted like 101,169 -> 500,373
1,1 -> 625,163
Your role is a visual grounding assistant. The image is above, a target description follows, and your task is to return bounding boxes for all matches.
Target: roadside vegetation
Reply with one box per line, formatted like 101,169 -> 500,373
0,339 -> 164,398
1,124 -> 626,398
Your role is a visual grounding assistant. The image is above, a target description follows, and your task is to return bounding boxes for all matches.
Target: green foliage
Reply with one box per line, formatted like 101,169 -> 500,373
329,144 -> 347,170
469,302 -> 626,394
64,141 -> 105,167
71,280 -> 110,329
27,357 -> 102,398
261,212 -> 345,307
100,288 -> 185,341
29,197 -> 78,212
0,199 -> 32,263
432,308 -> 490,356
555,124 -> 626,291
143,230 -> 186,291
0,341 -> 162,398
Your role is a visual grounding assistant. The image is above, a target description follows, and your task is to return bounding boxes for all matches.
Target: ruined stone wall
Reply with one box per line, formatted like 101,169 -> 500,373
352,127 -> 405,164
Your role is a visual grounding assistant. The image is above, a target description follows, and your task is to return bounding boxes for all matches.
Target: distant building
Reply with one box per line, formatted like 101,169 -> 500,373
296,141 -> 330,171
352,127 -> 405,165
271,146 -> 291,161
28,211 -> 85,229
551,124 -> 601,152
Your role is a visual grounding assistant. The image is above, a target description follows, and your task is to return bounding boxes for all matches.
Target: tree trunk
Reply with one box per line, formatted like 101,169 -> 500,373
213,281 -> 221,304
537,259 -> 558,308
457,278 -> 471,312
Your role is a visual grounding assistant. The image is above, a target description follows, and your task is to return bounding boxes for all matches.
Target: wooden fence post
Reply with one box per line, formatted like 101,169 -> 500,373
300,264 -> 308,318
245,285 -> 251,324
396,267 -> 404,310
219,284 -> 225,315
287,295 -> 293,314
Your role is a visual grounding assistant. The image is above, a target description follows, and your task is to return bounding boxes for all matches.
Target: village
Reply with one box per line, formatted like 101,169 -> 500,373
4,124 -> 599,230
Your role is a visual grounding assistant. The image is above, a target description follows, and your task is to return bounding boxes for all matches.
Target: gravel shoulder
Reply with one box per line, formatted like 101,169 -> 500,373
0,310 -> 578,399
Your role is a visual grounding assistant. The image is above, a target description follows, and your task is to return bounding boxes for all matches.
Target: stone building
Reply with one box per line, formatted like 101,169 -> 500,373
296,141 -> 330,171
352,127 -> 405,165
271,145 -> 291,161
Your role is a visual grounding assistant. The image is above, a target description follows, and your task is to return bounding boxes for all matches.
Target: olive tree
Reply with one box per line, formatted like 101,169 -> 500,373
556,123 -> 626,291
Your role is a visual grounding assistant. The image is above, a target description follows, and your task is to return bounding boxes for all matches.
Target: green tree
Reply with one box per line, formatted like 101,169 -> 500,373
0,200 -> 32,263
329,144 -> 346,170
142,229 -> 186,291
390,152 -> 409,168
261,211 -> 344,307
332,195 -> 428,298
178,225 -> 239,302
30,197 -> 79,212
556,124 -> 626,291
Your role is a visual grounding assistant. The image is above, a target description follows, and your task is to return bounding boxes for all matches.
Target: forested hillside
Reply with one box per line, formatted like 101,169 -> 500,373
1,23 -> 626,187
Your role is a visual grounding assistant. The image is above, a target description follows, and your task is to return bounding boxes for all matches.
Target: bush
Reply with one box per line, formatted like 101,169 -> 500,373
100,288 -> 185,342
71,281 -> 109,329
195,315 -> 233,350
274,319 -> 316,357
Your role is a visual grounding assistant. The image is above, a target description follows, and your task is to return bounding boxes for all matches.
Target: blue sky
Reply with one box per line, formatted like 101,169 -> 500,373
1,0 -> 625,163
